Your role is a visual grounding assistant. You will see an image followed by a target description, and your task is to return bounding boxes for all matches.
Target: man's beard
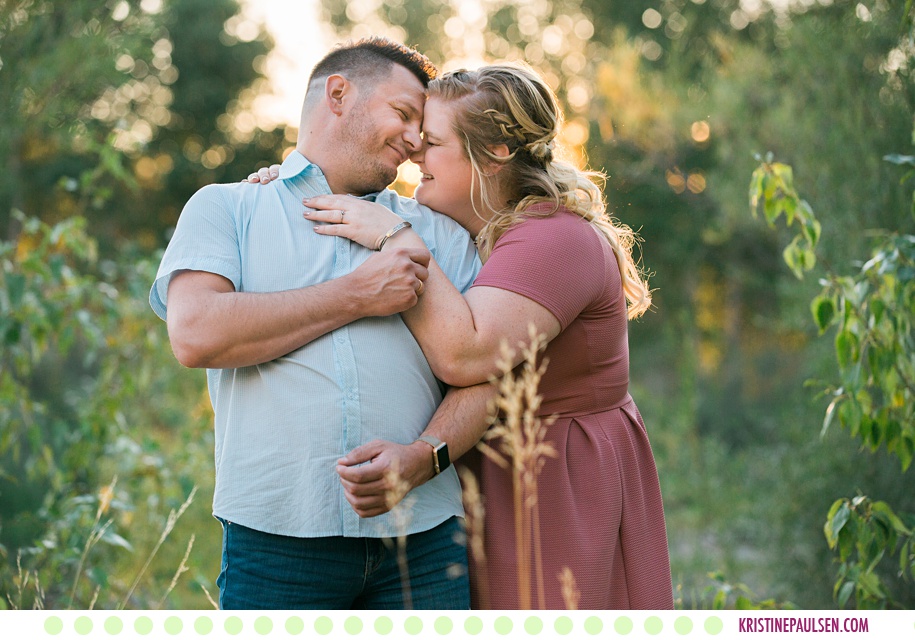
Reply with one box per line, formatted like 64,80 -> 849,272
339,102 -> 399,194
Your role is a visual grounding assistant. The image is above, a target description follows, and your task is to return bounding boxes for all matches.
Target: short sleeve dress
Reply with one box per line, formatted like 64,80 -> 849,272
465,207 -> 673,610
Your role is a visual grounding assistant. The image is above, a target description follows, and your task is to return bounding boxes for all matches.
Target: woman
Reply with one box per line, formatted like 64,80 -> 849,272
255,63 -> 672,610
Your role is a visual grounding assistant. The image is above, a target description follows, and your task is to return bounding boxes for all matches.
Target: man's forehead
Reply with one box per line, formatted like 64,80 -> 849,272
384,65 -> 427,103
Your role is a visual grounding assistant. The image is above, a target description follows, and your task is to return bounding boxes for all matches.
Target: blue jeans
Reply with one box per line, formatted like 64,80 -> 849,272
215,516 -> 469,609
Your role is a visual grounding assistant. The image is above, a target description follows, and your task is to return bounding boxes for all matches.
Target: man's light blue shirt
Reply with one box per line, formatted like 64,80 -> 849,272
150,151 -> 481,538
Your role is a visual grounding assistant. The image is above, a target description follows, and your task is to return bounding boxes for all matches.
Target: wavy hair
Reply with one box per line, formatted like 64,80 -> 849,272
427,63 -> 651,319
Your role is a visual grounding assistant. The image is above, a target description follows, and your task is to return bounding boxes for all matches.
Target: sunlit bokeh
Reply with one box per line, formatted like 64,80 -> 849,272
240,0 -> 332,129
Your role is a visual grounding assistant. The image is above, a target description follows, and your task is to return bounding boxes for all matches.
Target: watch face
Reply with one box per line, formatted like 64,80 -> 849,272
435,442 -> 451,472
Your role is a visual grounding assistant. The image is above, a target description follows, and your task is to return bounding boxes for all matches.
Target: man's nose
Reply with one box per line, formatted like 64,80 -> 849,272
403,123 -> 423,152
408,144 -> 424,164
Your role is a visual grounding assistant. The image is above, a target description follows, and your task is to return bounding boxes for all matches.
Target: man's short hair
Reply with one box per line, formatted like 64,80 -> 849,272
308,36 -> 438,95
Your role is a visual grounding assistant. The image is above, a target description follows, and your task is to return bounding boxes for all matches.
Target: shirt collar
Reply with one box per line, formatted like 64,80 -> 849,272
278,150 -> 325,180
278,150 -> 379,202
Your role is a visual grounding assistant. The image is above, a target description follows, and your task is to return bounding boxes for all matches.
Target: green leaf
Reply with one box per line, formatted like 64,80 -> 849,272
712,588 -> 726,610
857,571 -> 885,599
783,195 -> 797,226
896,431 -> 913,471
838,521 -> 856,562
871,502 -> 911,535
870,299 -> 886,325
827,502 -> 852,548
869,417 -> 884,449
783,240 -> 805,280
100,529 -> 133,551
836,580 -> 854,608
810,296 -> 836,335
836,331 -> 859,369
802,216 -> 822,248
771,162 -> 793,183
764,190 -> 780,225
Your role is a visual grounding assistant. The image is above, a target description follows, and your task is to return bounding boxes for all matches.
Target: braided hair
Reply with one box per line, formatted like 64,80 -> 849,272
427,63 -> 651,319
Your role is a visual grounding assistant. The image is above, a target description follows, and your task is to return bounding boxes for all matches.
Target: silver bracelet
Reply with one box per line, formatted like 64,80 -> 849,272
376,220 -> 412,251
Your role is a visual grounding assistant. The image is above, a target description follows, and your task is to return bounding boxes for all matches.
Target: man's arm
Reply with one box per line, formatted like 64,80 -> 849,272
335,382 -> 495,518
167,246 -> 430,369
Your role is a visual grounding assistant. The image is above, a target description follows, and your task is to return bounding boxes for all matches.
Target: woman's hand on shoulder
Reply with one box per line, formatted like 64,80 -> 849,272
243,164 -> 282,184
303,194 -> 407,251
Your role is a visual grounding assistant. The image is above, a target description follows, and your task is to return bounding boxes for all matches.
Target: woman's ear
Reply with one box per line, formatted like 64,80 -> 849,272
484,143 -> 511,175
325,74 -> 350,115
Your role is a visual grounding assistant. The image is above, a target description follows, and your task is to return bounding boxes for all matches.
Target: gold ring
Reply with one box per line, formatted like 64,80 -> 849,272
416,281 -> 425,295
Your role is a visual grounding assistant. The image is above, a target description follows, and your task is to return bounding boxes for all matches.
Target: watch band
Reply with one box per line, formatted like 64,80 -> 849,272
414,435 -> 451,475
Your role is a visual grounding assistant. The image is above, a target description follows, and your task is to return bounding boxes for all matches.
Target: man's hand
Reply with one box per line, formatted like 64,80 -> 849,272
336,440 -> 434,518
349,247 -> 430,317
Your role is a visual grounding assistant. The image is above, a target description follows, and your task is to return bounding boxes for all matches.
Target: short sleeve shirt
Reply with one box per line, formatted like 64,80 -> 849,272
150,151 -> 482,538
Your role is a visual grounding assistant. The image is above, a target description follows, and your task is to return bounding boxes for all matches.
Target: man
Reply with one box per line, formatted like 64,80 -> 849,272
150,37 -> 491,609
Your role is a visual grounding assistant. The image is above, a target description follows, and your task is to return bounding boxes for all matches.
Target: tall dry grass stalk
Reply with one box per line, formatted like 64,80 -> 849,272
476,324 -> 557,610
68,476 -> 118,609
383,462 -> 416,609
118,485 -> 197,610
459,467 -> 488,609
156,534 -> 195,609
7,551 -> 44,610
200,583 -> 219,610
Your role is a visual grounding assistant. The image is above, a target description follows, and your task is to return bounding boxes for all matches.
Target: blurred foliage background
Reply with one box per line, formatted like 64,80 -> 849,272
1,0 -> 913,609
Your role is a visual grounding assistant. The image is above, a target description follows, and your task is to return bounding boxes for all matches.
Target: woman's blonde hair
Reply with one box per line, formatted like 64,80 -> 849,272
428,63 -> 651,319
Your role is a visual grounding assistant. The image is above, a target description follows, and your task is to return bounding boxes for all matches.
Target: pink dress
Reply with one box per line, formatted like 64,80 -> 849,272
464,207 -> 673,609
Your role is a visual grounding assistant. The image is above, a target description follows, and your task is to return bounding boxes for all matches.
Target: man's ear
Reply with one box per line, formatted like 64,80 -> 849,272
484,143 -> 512,175
325,74 -> 351,116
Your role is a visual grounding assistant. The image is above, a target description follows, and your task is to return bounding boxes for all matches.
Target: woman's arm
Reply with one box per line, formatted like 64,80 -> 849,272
301,194 -> 562,386
400,262 -> 561,387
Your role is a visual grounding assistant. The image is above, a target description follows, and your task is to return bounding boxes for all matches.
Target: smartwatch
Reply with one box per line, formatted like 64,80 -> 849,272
414,435 -> 451,475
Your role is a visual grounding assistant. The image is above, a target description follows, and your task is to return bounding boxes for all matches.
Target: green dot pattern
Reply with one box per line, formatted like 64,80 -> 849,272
645,615 -> 664,635
314,616 -> 333,635
74,616 -> 93,635
286,616 -> 305,635
615,616 -> 634,635
374,617 -> 393,635
344,616 -> 362,635
434,616 -> 453,634
524,616 -> 543,635
135,616 -> 153,635
464,616 -> 484,635
255,616 -> 273,635
194,616 -> 213,636
24,612 -> 751,639
164,616 -> 183,635
44,617 -> 63,635
104,616 -> 123,635
404,616 -> 423,635
494,616 -> 513,635
705,616 -> 724,635
225,616 -> 243,635
194,616 -> 213,635
675,615 -> 693,634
